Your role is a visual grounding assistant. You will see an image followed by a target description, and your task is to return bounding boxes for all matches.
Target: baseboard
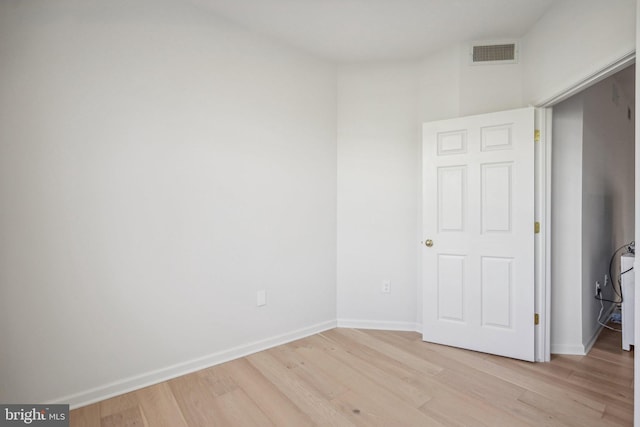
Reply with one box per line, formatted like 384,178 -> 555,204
56,319 -> 337,410
337,318 -> 421,332
550,343 -> 586,355
551,302 -> 617,356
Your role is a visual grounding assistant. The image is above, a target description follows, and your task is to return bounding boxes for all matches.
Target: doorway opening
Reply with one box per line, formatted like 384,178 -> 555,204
550,64 -> 636,355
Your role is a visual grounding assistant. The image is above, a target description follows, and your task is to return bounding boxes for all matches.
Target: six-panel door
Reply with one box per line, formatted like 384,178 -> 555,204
422,107 -> 535,362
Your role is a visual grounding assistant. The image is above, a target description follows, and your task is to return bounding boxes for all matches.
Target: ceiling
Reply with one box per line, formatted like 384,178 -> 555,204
189,0 -> 559,62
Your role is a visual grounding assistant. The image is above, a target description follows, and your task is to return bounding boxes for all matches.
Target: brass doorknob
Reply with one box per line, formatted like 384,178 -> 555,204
425,239 -> 433,247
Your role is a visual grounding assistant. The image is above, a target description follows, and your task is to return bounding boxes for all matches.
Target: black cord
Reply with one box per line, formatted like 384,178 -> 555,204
608,242 -> 633,303
608,244 -> 626,299
594,242 -> 633,329
621,267 -> 634,276
594,295 -> 621,304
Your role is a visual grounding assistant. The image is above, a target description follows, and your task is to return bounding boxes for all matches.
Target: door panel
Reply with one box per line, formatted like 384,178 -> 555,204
422,107 -> 535,362
438,166 -> 466,232
481,162 -> 512,233
481,256 -> 513,328
437,254 -> 466,322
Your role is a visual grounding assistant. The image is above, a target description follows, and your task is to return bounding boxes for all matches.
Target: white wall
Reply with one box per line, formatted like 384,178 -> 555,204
336,63 -> 421,329
549,94 -> 584,353
336,47 -> 525,328
522,0 -> 636,105
418,43 -> 525,120
458,47 -> 524,116
0,0 -> 337,405
417,47 -> 460,122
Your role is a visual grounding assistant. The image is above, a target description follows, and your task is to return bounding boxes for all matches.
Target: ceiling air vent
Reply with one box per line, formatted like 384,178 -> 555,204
471,41 -> 518,65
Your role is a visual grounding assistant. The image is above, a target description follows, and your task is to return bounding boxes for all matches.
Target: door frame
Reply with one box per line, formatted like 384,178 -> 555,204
535,108 -> 552,362
418,50 -> 635,363
534,50 -> 636,362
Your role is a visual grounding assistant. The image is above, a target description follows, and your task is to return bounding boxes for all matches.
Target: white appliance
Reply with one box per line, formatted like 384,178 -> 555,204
621,253 -> 635,351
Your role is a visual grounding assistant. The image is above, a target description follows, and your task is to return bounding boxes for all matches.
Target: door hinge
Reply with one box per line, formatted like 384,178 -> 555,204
534,129 -> 540,142
534,222 -> 540,234
534,313 -> 539,325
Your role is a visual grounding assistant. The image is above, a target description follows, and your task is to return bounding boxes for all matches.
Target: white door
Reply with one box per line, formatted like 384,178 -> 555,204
422,107 -> 535,362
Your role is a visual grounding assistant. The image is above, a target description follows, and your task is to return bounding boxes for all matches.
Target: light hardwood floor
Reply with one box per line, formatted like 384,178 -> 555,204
70,327 -> 634,426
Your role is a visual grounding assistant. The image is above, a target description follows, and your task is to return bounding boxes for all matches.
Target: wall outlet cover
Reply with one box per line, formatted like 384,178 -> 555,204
257,290 -> 267,306
382,280 -> 391,294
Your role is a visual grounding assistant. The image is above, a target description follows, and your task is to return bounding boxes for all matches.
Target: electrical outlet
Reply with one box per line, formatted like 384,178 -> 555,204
382,280 -> 391,294
257,290 -> 267,307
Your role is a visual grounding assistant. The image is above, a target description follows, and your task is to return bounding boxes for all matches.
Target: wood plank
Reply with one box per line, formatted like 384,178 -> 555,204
319,329 -> 440,390
311,333 -> 432,407
246,350 -> 356,426
212,388 -> 274,427
100,406 -> 146,427
419,385 -> 533,427
430,368 -> 557,426
369,329 -> 629,427
266,342 -> 349,400
70,326 -> 634,427
372,329 -> 610,415
517,390 -> 618,427
197,364 -> 239,397
295,335 -> 445,425
602,399 -> 635,426
99,392 -> 139,418
216,358 -> 315,427
330,328 -> 443,376
135,383 -> 188,427
168,371 -> 230,426
330,389 -> 444,427
69,403 -> 100,427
